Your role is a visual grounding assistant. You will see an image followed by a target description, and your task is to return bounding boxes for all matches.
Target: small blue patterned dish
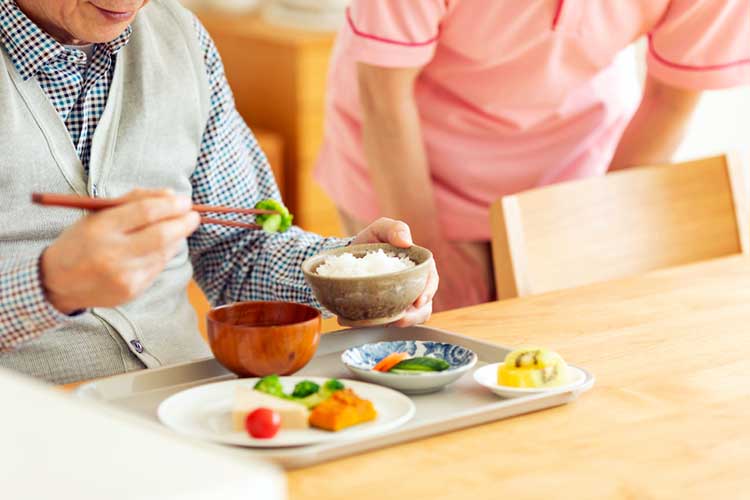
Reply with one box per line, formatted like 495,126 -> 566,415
341,341 -> 478,394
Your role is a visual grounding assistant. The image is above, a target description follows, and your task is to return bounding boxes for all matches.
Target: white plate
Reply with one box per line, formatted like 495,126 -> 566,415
473,363 -> 587,398
157,377 -> 415,448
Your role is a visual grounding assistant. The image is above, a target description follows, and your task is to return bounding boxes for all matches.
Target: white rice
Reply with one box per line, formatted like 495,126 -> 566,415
316,249 -> 415,277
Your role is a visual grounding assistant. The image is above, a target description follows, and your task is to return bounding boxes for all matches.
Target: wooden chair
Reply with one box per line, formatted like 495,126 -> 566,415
490,154 -> 750,300
187,280 -> 211,341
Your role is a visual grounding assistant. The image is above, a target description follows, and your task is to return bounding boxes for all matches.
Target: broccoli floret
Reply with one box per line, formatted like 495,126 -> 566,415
319,378 -> 345,399
291,380 -> 320,399
297,379 -> 345,408
254,376 -> 344,408
253,375 -> 286,399
254,199 -> 293,233
324,378 -> 345,392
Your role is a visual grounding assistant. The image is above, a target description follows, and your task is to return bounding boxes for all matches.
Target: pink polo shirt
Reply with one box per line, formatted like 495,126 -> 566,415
315,0 -> 750,241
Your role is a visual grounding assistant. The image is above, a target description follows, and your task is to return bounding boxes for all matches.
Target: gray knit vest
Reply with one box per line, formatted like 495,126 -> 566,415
0,0 -> 212,384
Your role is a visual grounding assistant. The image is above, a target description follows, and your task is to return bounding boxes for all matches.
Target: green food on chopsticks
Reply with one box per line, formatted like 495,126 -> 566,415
389,357 -> 450,373
254,199 -> 293,233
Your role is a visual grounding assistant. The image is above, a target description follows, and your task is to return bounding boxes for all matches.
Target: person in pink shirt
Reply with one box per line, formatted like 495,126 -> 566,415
316,0 -> 750,311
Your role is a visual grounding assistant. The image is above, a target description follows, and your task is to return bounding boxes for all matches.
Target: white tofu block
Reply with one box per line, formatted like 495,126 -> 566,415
232,387 -> 310,431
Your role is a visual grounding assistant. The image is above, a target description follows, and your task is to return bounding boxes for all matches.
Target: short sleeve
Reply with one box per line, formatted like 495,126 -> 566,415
344,0 -> 448,68
646,0 -> 750,90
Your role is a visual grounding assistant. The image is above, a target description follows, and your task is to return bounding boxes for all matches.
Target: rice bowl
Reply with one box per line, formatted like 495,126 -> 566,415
301,243 -> 433,326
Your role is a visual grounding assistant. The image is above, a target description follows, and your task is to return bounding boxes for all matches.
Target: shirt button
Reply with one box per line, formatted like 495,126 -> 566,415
130,340 -> 144,353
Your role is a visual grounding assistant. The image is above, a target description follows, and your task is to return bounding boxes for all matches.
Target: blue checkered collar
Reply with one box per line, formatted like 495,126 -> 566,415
0,1 -> 132,81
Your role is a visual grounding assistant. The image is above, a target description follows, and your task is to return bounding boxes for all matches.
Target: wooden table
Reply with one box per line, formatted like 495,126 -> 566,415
287,255 -> 750,499
65,255 -> 750,498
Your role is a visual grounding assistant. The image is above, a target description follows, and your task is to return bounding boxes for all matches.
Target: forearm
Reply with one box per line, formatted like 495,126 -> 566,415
188,130 -> 350,309
609,76 -> 701,171
189,15 -> 353,309
358,64 -> 441,245
217,229 -> 349,308
187,95 -> 351,307
0,255 -> 69,351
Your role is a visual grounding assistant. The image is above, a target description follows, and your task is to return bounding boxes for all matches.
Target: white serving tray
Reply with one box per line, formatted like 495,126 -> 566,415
75,326 -> 595,469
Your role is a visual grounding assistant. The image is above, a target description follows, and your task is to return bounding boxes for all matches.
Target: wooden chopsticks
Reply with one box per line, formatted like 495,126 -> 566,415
31,192 -> 275,230
196,217 -> 262,230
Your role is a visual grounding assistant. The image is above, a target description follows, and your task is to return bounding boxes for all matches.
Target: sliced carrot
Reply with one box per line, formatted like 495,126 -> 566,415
372,352 -> 409,372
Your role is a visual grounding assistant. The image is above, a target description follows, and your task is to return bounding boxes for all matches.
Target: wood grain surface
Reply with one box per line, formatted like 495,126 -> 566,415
490,155 -> 748,300
65,256 -> 750,499
288,255 -> 750,499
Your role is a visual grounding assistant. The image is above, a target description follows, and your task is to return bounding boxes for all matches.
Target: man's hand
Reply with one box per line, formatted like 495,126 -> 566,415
352,217 -> 439,327
41,189 -> 200,314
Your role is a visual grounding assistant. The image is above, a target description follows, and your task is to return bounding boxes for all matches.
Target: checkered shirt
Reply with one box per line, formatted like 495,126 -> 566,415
0,1 -> 349,351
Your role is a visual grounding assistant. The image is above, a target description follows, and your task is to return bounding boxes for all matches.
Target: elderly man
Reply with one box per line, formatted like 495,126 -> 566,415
0,0 -> 438,385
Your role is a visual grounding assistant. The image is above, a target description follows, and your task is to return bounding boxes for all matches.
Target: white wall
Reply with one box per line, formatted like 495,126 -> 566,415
674,87 -> 750,162
630,39 -> 750,161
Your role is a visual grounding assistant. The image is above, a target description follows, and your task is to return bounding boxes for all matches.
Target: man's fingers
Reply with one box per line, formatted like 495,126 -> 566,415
415,258 -> 438,308
95,193 -> 193,233
355,217 -> 413,248
398,263 -> 438,325
129,211 -> 200,256
391,302 -> 432,328
117,188 -> 175,202
159,240 -> 188,265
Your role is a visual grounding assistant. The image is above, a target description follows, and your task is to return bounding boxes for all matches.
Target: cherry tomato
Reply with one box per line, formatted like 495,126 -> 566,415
245,408 -> 281,439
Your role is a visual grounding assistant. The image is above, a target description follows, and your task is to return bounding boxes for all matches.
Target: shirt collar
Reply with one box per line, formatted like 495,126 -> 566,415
0,1 -> 132,81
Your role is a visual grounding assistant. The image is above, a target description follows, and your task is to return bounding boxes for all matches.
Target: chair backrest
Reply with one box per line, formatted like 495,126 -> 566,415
490,154 -> 749,300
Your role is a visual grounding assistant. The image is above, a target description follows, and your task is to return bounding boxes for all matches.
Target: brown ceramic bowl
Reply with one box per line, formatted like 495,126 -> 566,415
302,243 -> 433,327
206,301 -> 322,377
